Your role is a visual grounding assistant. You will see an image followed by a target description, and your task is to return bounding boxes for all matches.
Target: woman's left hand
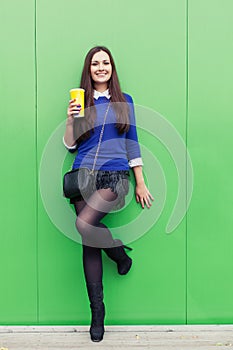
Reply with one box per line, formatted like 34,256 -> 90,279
135,183 -> 154,209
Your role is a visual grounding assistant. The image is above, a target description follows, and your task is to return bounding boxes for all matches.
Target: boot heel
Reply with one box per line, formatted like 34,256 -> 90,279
103,239 -> 133,275
123,245 -> 133,251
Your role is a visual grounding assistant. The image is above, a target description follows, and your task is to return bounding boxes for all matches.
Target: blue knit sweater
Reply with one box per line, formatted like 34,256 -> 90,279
72,93 -> 141,171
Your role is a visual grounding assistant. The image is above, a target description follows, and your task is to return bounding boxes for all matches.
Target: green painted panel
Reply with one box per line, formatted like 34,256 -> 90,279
187,0 -> 233,323
1,0 -> 232,325
0,1 -> 37,323
37,0 -> 186,324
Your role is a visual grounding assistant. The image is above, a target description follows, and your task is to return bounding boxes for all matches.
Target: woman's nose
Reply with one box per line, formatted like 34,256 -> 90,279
98,62 -> 104,70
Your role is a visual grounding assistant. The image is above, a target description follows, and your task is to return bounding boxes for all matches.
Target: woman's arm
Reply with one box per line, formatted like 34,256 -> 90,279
124,95 -> 154,208
132,165 -> 154,209
64,118 -> 76,147
63,99 -> 81,147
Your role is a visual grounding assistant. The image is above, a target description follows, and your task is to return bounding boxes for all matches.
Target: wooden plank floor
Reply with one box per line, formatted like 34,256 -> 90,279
0,325 -> 233,350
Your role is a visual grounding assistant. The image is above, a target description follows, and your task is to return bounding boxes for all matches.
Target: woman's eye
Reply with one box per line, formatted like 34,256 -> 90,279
91,61 -> 110,67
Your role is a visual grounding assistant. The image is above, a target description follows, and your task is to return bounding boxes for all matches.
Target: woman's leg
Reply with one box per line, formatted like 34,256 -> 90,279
75,188 -> 118,249
73,199 -> 103,284
74,190 -> 132,275
73,191 -> 117,342
73,189 -> 131,342
74,190 -> 118,283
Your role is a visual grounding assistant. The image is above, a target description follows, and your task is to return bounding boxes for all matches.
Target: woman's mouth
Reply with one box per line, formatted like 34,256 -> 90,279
96,72 -> 107,77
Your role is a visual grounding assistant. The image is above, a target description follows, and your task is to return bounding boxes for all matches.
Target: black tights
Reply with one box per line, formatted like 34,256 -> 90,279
74,188 -> 118,284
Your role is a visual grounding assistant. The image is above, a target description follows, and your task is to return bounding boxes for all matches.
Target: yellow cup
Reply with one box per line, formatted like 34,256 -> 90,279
70,88 -> 85,117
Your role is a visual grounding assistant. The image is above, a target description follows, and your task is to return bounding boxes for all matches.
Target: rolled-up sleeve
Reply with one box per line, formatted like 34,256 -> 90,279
126,97 -> 143,168
63,136 -> 77,153
128,157 -> 143,167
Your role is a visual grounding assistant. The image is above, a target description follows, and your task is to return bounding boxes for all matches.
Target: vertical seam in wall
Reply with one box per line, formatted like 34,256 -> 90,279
34,0 -> 39,324
185,0 -> 189,325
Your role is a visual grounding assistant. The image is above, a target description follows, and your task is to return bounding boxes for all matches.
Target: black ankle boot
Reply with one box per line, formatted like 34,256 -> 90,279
103,239 -> 132,275
86,282 -> 105,342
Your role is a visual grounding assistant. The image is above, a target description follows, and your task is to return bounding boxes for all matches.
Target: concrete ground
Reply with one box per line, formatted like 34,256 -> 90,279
0,325 -> 233,350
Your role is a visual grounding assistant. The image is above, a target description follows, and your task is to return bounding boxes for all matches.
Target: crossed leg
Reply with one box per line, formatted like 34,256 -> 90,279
73,188 -> 118,283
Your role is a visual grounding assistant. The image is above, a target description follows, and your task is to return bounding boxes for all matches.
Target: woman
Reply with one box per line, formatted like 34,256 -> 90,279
63,46 -> 153,342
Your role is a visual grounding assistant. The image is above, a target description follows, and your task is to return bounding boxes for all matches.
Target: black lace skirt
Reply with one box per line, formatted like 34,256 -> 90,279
70,169 -> 130,210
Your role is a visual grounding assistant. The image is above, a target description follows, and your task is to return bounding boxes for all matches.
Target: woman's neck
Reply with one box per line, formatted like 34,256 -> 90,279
94,83 -> 108,93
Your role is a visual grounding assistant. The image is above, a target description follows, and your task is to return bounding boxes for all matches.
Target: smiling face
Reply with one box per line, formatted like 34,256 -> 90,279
90,50 -> 112,91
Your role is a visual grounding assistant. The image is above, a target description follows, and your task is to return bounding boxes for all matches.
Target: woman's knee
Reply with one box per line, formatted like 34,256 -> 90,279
76,216 -> 92,235
76,216 -> 85,235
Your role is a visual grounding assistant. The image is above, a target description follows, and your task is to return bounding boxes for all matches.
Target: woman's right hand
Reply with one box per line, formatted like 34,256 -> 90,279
67,99 -> 82,122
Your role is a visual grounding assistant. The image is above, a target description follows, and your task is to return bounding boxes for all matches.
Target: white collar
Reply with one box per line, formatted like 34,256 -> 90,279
93,89 -> 111,100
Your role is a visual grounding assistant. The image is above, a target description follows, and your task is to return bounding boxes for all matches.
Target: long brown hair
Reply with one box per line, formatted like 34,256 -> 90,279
74,46 -> 130,143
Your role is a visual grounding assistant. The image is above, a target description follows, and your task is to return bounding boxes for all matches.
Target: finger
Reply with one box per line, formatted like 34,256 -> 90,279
69,100 -> 81,108
70,106 -> 81,112
136,194 -> 139,203
147,194 -> 153,204
70,111 -> 80,117
69,102 -> 76,108
140,197 -> 145,209
145,197 -> 152,208
67,108 -> 73,117
69,107 -> 82,115
149,193 -> 155,201
68,109 -> 79,117
145,191 -> 154,201
69,104 -> 81,109
143,193 -> 153,208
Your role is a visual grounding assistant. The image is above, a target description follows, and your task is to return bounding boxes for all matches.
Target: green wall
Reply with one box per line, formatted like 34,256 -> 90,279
187,0 -> 233,323
0,0 -> 232,325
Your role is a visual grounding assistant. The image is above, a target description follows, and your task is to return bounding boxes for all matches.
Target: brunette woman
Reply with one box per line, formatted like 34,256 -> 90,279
63,46 -> 153,342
